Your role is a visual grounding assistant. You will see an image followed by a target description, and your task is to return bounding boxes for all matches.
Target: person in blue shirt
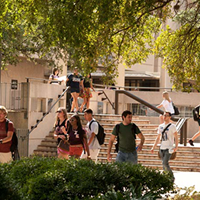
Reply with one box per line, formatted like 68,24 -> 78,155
66,67 -> 84,112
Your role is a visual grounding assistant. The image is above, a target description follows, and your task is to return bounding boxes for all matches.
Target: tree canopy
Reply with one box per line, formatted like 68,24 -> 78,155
1,0 -> 200,89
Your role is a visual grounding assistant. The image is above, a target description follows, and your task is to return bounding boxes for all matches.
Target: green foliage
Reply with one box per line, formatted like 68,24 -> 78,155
154,2 -> 200,90
1,0 -> 173,84
0,156 -> 174,200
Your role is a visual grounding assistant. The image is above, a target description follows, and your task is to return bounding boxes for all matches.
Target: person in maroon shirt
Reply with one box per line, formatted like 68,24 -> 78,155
0,106 -> 14,163
66,114 -> 90,159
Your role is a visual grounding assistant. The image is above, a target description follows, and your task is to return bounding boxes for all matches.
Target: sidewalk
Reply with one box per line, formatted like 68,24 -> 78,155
174,171 -> 200,191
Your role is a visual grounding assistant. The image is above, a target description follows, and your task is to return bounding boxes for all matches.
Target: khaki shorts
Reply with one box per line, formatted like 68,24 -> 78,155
0,152 -> 13,163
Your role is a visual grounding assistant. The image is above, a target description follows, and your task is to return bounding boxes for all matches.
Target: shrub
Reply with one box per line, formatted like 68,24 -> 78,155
0,157 -> 174,200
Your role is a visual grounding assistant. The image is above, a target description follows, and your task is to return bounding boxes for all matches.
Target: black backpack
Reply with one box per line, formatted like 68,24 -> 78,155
5,119 -> 20,160
115,123 -> 137,153
193,105 -> 200,121
89,120 -> 106,145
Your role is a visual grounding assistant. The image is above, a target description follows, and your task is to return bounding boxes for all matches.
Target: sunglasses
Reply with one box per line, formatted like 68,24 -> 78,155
56,110 -> 62,113
163,114 -> 170,117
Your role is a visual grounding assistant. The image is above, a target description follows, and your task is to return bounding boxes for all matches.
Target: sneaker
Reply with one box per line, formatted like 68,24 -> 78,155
189,139 -> 194,146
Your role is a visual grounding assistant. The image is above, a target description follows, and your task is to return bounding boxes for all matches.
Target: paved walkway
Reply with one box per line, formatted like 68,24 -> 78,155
174,171 -> 200,191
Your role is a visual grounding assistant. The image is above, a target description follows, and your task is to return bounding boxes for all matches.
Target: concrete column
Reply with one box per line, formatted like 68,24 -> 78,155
115,62 -> 125,89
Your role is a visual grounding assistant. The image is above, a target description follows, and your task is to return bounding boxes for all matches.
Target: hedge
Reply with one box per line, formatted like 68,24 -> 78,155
0,157 -> 174,200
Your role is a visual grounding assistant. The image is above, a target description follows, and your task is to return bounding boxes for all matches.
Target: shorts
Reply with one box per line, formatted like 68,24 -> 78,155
57,147 -> 70,155
0,152 -> 13,163
198,118 -> 200,126
69,146 -> 83,157
71,88 -> 80,93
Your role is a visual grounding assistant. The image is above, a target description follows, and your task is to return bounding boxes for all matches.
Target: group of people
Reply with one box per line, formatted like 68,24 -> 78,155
54,108 -> 100,162
53,105 -> 179,181
49,67 -> 95,113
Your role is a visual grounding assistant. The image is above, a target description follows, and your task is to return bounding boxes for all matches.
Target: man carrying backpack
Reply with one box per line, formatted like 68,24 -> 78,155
81,109 -> 101,162
107,110 -> 145,164
0,106 -> 14,163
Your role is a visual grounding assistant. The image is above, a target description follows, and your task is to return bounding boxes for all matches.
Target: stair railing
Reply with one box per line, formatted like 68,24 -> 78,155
28,86 -> 70,135
114,90 -> 188,146
98,90 -> 115,110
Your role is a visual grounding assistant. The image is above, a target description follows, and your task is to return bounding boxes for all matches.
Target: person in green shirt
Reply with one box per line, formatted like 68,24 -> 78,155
107,110 -> 145,164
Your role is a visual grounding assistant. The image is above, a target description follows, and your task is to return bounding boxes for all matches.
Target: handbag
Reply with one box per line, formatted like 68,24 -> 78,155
57,140 -> 70,151
158,151 -> 176,160
172,102 -> 180,115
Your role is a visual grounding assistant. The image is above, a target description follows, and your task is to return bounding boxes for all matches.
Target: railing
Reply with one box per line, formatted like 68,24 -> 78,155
98,90 -> 115,110
93,83 -> 181,92
28,86 -> 70,135
114,90 -> 188,146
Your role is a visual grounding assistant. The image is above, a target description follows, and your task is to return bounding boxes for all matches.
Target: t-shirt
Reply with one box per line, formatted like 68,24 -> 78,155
158,123 -> 177,150
112,123 -> 141,153
0,119 -> 14,153
86,118 -> 101,149
68,74 -> 83,89
68,128 -> 85,145
49,74 -> 59,84
161,99 -> 174,114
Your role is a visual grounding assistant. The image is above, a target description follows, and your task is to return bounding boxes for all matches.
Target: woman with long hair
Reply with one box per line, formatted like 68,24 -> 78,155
67,114 -> 91,159
54,107 -> 69,159
49,68 -> 60,85
66,67 -> 84,113
156,91 -> 174,124
80,74 -> 95,112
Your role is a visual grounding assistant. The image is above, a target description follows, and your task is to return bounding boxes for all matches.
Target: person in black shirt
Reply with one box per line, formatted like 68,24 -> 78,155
66,67 -> 84,112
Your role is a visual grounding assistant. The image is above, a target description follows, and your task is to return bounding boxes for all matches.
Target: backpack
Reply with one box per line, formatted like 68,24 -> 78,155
5,119 -> 20,160
115,123 -> 137,153
172,102 -> 180,115
193,105 -> 200,121
89,120 -> 106,145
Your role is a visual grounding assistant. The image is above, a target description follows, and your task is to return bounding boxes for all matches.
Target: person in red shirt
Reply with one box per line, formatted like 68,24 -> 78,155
0,106 -> 14,163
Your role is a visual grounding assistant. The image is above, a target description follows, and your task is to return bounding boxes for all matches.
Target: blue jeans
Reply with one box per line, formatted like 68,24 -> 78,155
159,149 -> 173,175
116,150 -> 137,164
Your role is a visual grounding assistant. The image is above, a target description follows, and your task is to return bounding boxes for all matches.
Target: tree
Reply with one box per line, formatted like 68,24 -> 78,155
155,0 -> 200,91
1,0 -> 173,84
6,0 -> 199,88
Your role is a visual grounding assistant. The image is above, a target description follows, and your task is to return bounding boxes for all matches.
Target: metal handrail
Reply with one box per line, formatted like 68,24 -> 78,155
93,83 -> 176,91
114,89 -> 178,118
114,90 -> 189,146
98,90 -> 115,110
28,86 -> 70,135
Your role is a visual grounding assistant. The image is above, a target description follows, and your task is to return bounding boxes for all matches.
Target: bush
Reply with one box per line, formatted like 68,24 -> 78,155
0,157 -> 174,200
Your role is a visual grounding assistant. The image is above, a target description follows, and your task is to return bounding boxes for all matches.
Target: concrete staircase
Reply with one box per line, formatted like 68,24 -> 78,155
33,114 -> 200,172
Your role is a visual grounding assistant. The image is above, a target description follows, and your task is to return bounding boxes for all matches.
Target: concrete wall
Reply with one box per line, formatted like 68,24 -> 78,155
27,83 -> 66,155
1,57 -> 68,84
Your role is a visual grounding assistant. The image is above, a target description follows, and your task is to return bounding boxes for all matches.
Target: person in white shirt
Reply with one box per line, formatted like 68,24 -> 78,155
156,91 -> 174,124
80,109 -> 101,162
151,112 -> 178,180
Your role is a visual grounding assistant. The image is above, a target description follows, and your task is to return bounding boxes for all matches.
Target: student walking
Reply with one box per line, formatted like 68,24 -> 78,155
188,105 -> 200,146
79,74 -> 95,112
156,91 -> 174,124
107,110 -> 145,164
0,106 -> 14,163
54,107 -> 69,159
66,67 -> 84,113
80,109 -> 101,162
151,112 -> 178,179
67,114 -> 91,159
